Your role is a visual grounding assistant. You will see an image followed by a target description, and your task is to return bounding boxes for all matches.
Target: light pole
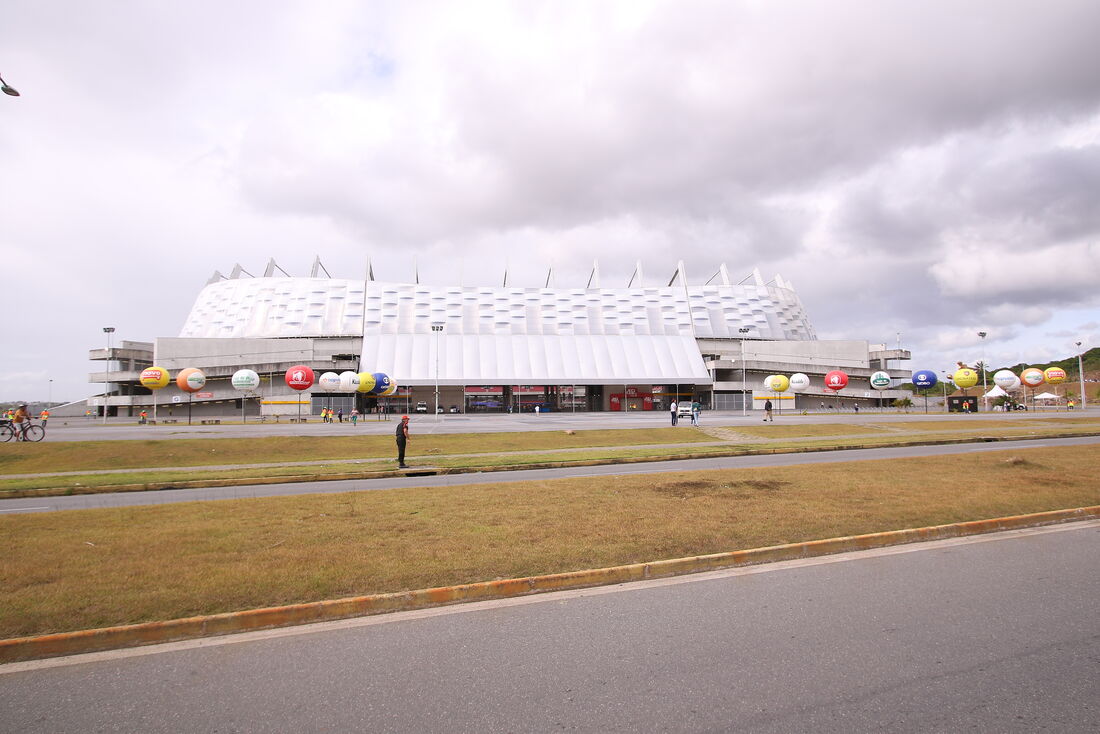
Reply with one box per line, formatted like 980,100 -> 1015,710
0,74 -> 19,97
977,331 -> 988,412
432,323 -> 444,417
941,370 -> 949,413
102,327 -> 115,424
48,378 -> 53,405
1077,341 -> 1087,410
739,327 -> 751,416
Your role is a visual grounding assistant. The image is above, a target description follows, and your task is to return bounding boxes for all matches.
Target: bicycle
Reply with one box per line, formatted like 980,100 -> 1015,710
1,418 -> 46,442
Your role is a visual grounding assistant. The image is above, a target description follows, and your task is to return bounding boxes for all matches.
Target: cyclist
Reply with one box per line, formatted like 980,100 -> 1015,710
12,403 -> 30,441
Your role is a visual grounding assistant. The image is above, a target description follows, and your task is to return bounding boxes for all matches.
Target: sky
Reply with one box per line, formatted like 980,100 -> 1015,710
2,0 -> 1099,403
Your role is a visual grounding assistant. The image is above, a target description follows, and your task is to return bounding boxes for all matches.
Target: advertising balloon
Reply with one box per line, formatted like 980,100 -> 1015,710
356,372 -> 377,393
231,369 -> 260,391
911,370 -> 938,389
765,374 -> 790,393
788,373 -> 810,392
824,370 -> 848,391
870,371 -> 892,390
139,367 -> 170,390
381,381 -> 398,396
285,365 -> 315,391
176,368 -> 206,393
953,368 -> 979,389
1043,367 -> 1067,385
993,370 -> 1018,390
370,372 -> 392,395
339,371 -> 360,392
317,372 -> 341,392
1020,368 -> 1045,388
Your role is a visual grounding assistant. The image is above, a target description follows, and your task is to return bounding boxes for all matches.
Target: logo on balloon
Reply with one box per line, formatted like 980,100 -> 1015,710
140,367 -> 170,390
176,368 -> 207,393
232,369 -> 260,391
765,374 -> 790,392
1020,368 -> 1045,388
370,372 -> 393,395
993,370 -> 1018,390
1043,367 -> 1066,384
952,369 -> 978,389
317,372 -> 342,392
870,371 -> 891,390
339,371 -> 360,392
788,373 -> 810,392
285,365 -> 315,391
824,370 -> 848,391
356,372 -> 377,393
912,371 -> 937,389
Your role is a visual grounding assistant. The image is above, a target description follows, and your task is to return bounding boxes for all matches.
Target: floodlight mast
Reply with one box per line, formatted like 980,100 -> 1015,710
0,74 -> 20,97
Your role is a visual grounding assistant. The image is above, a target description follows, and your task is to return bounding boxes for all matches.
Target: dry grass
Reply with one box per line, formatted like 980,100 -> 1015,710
0,427 -> 712,475
2,444 -> 1097,639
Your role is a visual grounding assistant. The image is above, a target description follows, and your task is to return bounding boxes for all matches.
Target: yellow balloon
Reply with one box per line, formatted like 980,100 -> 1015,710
953,368 -> 979,389
767,374 -> 790,392
139,366 -> 170,390
356,372 -> 376,393
1043,367 -> 1066,384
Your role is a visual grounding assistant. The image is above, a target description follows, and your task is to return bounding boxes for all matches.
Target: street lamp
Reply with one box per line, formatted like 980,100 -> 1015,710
48,378 -> 53,405
0,74 -> 19,97
432,323 -> 444,417
103,327 -> 115,424
1077,341 -> 1088,410
977,331 -> 988,412
739,327 -> 751,416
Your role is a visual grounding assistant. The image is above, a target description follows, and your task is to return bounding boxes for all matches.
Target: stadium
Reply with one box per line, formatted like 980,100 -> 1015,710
87,260 -> 912,418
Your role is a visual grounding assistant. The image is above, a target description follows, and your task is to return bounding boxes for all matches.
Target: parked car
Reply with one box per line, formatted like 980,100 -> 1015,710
415,401 -> 428,413
678,403 -> 695,418
449,405 -> 459,413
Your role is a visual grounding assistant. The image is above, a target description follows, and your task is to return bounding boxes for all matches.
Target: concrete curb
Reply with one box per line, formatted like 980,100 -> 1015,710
3,504 -> 1098,664
7,430 -> 1100,498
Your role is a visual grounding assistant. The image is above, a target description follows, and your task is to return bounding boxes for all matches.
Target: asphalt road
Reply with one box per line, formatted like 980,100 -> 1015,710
2,435 -> 1098,514
38,405 -> 1093,441
3,520 -> 1097,733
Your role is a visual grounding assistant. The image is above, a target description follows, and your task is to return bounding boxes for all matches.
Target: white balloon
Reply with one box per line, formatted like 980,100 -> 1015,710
338,371 -> 360,392
993,370 -> 1019,390
231,369 -> 260,391
788,373 -> 810,392
318,372 -> 341,392
869,371 -> 892,390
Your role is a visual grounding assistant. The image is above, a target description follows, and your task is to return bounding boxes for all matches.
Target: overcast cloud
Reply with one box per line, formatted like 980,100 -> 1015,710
2,0 -> 1098,402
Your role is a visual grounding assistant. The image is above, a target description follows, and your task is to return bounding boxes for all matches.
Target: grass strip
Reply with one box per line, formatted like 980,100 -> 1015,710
2,444 -> 1097,640
0,427 -> 714,475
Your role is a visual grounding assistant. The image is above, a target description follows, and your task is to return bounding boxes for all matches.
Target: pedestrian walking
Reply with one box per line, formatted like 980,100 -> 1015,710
39,409 -> 50,426
396,414 -> 411,468
139,409 -> 148,425
351,408 -> 359,425
763,399 -> 774,422
670,400 -> 678,426
691,400 -> 700,426
338,408 -> 344,423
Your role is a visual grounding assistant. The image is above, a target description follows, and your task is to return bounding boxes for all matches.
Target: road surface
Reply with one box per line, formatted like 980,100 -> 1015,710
3,520 -> 1097,732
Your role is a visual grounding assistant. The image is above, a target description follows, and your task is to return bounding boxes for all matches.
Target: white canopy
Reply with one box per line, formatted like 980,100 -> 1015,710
362,333 -> 713,386
983,385 -> 1008,398
1033,392 -> 1061,400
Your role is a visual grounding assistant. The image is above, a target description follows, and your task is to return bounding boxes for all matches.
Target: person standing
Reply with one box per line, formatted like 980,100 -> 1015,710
139,409 -> 148,425
669,400 -> 678,426
338,408 -> 344,423
763,399 -> 774,422
351,408 -> 359,426
39,408 -> 50,426
691,400 -> 700,426
396,415 -> 411,468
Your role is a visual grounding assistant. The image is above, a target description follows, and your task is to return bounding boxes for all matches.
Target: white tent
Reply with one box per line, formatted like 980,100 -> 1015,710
1033,392 -> 1061,400
983,385 -> 1009,398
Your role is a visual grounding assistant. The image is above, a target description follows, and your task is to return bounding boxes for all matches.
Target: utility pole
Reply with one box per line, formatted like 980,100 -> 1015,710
1077,341 -> 1087,410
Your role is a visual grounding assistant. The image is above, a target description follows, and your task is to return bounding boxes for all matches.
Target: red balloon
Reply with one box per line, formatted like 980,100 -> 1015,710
285,365 -> 315,391
824,370 -> 849,391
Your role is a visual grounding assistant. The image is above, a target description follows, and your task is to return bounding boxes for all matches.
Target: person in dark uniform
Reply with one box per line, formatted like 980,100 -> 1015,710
396,415 -> 410,468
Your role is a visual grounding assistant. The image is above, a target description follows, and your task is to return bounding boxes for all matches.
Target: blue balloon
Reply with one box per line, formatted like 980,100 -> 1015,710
912,370 -> 938,389
370,372 -> 392,395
